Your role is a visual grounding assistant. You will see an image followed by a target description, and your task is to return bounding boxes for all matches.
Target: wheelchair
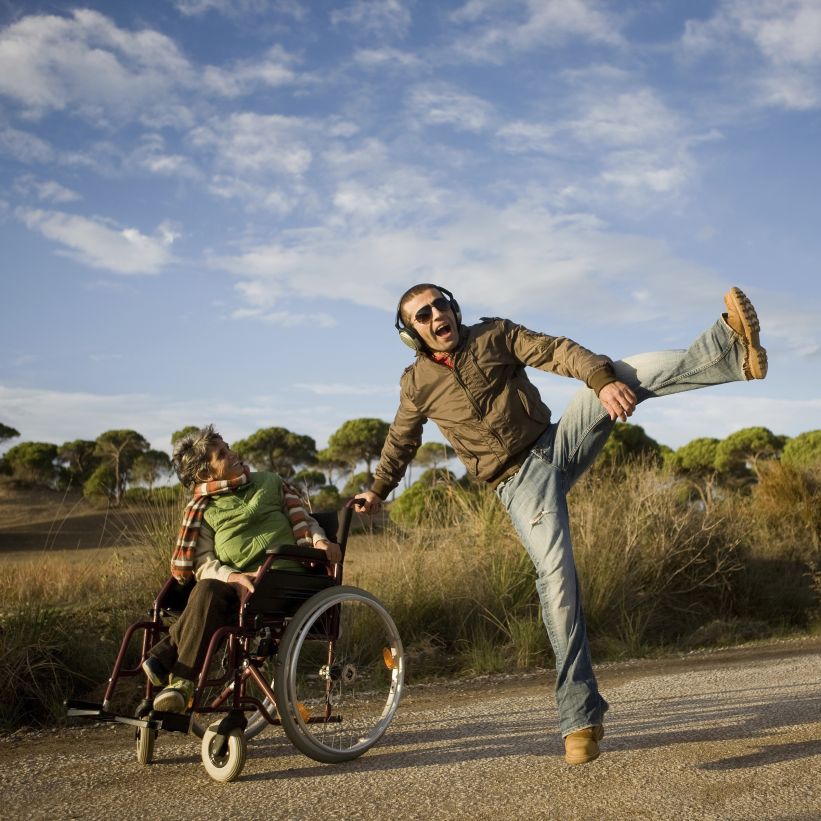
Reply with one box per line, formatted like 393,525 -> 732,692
66,502 -> 405,782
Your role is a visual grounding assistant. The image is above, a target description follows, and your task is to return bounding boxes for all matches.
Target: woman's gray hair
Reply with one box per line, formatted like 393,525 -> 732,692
172,424 -> 223,489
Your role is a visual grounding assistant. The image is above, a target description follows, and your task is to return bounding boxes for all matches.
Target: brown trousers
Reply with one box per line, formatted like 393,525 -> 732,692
149,579 -> 239,681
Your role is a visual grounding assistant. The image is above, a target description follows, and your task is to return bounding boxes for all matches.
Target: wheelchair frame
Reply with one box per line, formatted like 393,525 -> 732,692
66,502 -> 405,782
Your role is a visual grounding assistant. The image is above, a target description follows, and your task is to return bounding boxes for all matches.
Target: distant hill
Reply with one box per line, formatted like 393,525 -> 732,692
0,479 -> 124,554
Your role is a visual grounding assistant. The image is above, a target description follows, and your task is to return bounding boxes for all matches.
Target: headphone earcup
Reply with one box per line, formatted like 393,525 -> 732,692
450,297 -> 462,325
398,327 -> 425,351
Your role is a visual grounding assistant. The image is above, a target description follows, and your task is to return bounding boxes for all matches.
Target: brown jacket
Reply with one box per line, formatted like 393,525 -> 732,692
371,318 -> 617,498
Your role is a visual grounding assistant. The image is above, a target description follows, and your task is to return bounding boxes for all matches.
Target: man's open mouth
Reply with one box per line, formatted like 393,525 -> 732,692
434,321 -> 451,337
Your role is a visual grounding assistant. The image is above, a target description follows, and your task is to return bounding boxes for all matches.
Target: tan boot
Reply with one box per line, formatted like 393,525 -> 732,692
723,287 -> 768,379
564,724 -> 604,765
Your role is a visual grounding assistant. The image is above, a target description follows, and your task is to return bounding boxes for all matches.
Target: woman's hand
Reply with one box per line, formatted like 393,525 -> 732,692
315,539 -> 342,563
227,571 -> 256,595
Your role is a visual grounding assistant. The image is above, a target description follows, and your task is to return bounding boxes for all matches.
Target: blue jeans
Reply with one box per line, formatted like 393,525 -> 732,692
496,317 -> 747,736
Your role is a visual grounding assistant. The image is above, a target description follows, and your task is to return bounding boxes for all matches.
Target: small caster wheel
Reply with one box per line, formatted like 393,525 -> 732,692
135,726 -> 156,765
201,723 -> 247,782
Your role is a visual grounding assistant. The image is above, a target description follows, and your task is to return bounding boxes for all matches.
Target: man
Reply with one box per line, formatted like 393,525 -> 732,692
355,283 -> 766,765
143,425 -> 340,712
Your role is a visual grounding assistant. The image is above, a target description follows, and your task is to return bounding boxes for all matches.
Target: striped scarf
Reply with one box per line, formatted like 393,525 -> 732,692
170,468 -> 314,583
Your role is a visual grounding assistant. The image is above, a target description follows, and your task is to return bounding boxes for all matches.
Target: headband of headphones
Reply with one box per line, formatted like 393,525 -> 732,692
395,285 -> 462,352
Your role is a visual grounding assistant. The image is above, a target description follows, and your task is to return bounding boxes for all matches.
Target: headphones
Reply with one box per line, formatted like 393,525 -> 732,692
395,285 -> 462,352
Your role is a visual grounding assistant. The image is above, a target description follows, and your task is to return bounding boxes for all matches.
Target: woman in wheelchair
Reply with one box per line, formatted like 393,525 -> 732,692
144,425 -> 342,713
67,423 -> 403,782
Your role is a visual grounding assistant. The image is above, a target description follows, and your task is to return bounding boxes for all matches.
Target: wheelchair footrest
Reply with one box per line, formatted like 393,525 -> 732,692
65,700 -> 193,734
65,699 -> 159,730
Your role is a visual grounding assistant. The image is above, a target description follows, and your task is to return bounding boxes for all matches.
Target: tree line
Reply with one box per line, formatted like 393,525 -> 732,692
387,423 -> 821,526
0,418 -> 455,508
1,418 -> 818,509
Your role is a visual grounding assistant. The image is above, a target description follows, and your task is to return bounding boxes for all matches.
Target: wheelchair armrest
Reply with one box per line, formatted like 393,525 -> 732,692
265,543 -> 330,562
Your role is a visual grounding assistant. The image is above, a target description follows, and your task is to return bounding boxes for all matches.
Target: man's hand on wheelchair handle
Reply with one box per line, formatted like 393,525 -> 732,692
353,490 -> 382,514
228,571 -> 256,595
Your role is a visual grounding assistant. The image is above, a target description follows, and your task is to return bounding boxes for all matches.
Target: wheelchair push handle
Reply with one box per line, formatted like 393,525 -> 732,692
339,497 -> 366,547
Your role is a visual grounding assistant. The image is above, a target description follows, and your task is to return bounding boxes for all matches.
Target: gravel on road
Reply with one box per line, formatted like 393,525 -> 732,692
2,638 -> 820,821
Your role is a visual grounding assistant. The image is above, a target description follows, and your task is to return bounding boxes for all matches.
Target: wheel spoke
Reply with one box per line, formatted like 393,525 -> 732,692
275,586 -> 404,763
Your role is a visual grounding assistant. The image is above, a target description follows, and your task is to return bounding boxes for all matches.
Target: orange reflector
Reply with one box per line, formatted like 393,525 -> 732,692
297,702 -> 311,722
382,647 -> 395,670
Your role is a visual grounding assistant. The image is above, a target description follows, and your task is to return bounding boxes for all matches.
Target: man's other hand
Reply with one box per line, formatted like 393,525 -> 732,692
353,490 -> 383,514
598,381 -> 638,422
227,571 -> 256,595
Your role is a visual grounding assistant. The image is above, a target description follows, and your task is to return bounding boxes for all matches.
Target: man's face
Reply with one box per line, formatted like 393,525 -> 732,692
202,438 -> 245,482
404,287 -> 459,352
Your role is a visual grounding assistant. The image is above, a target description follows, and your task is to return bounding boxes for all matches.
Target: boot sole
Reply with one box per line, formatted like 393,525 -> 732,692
724,287 -> 768,379
152,690 -> 186,713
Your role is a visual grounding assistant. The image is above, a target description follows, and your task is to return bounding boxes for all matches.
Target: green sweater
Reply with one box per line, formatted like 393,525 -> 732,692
202,472 -> 296,571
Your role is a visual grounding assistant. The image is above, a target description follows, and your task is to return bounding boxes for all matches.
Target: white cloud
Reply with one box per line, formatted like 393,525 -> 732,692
0,9 -> 305,128
210,196 -> 726,324
0,384 -> 355,453
206,176 -> 297,213
682,0 -> 821,110
495,121 -> 558,154
598,148 -> 692,198
353,47 -> 424,70
449,0 -> 622,61
330,167 -> 444,224
331,1 -> 412,38
230,308 -> 337,327
202,45 -> 300,97
128,134 -> 202,180
293,382 -> 399,396
17,208 -> 178,275
0,126 -> 55,163
0,10 -> 192,120
409,85 -> 495,133
190,112 -> 313,176
569,89 -> 680,147
175,0 -> 295,17
555,78 -> 720,206
14,175 -> 80,203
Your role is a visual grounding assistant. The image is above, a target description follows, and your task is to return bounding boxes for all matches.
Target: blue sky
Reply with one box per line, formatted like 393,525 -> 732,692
1,0 -> 819,466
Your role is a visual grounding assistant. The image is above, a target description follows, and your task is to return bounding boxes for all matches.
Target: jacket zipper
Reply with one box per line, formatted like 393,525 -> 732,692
451,361 -> 508,455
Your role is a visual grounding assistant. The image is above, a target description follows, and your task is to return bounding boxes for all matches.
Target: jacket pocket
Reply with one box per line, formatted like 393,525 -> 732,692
516,387 -> 550,425
442,427 -> 480,477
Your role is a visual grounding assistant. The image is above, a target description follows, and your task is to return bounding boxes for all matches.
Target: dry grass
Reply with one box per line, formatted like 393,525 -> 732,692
1,461 -> 818,729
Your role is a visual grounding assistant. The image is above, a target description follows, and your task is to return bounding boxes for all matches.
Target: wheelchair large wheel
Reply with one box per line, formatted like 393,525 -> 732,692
135,725 -> 156,765
201,723 -> 247,782
274,585 -> 404,764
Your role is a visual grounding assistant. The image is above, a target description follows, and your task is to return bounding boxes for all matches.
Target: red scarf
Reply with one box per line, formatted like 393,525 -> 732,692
431,351 -> 454,368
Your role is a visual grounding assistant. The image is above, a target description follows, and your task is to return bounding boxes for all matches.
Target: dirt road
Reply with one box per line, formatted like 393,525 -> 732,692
3,639 -> 820,820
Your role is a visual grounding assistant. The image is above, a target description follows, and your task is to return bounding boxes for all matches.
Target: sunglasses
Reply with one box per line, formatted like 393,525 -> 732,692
413,296 -> 451,324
